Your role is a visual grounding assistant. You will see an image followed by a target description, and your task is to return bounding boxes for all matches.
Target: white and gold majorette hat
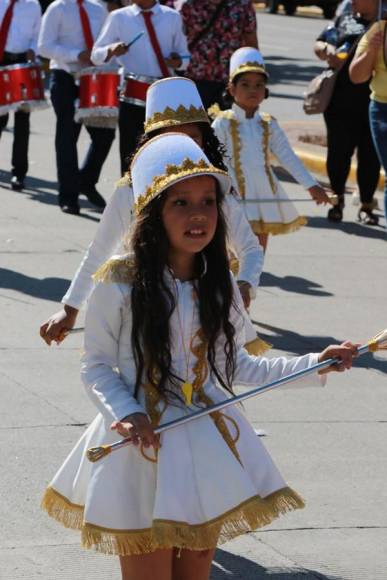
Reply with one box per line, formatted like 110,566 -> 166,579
131,133 -> 231,214
229,47 -> 269,82
144,77 -> 209,134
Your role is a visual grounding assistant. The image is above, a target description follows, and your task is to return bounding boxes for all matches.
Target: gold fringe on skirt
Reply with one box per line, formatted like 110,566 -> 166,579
249,216 -> 307,235
42,486 -> 304,556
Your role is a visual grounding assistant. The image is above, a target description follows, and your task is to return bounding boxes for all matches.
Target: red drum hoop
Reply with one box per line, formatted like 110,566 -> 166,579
121,73 -> 159,107
0,63 -> 46,114
75,66 -> 120,127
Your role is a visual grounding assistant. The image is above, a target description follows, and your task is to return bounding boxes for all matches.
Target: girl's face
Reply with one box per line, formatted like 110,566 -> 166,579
162,175 -> 218,265
229,72 -> 267,113
159,123 -> 203,148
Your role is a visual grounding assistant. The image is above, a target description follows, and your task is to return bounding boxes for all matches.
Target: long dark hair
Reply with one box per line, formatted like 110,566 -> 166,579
130,180 -> 237,402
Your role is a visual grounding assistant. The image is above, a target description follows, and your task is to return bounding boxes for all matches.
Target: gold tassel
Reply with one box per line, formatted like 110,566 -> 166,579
244,336 -> 272,356
260,112 -> 277,195
249,216 -> 307,236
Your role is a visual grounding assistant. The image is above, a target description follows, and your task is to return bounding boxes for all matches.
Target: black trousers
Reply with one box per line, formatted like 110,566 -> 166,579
118,101 -> 145,175
50,69 -> 115,206
0,53 -> 30,180
323,108 -> 380,204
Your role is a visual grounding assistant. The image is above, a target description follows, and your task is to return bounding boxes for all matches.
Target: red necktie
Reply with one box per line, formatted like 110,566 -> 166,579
141,10 -> 170,78
0,0 -> 17,61
77,0 -> 94,51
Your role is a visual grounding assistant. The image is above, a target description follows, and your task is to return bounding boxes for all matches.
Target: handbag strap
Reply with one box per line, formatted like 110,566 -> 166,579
188,0 -> 228,51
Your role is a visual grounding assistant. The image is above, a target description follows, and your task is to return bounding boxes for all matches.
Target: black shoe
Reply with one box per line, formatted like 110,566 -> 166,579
80,186 -> 106,210
11,176 -> 24,191
60,204 -> 80,215
327,205 -> 343,222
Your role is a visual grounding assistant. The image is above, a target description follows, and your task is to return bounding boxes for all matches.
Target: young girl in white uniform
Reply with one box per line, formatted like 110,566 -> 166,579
211,47 -> 331,253
40,77 -> 265,351
41,133 -> 356,580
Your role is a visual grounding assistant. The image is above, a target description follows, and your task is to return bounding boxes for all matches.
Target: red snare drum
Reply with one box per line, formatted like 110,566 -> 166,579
0,63 -> 46,114
76,66 -> 120,128
121,73 -> 159,107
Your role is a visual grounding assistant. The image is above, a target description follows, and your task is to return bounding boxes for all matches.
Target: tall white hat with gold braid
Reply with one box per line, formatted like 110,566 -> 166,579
229,47 -> 269,82
131,133 -> 231,215
144,77 -> 209,134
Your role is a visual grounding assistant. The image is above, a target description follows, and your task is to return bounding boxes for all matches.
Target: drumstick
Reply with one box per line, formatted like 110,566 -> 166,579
124,31 -> 145,50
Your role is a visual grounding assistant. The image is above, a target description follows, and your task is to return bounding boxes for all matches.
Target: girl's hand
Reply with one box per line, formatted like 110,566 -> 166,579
318,341 -> 359,374
39,305 -> 78,346
111,413 -> 160,449
237,281 -> 252,309
308,184 -> 332,205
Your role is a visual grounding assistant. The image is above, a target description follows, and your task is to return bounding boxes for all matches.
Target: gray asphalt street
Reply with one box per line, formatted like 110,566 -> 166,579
1,11 -> 386,580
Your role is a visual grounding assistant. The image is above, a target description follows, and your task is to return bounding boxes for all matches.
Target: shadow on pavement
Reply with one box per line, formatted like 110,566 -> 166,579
252,321 -> 387,375
265,55 -> 323,87
306,216 -> 386,240
212,548 -> 337,579
0,268 -> 70,302
260,272 -> 332,297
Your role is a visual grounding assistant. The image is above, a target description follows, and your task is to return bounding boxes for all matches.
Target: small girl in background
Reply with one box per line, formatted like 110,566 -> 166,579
211,47 -> 331,253
42,133 -> 356,580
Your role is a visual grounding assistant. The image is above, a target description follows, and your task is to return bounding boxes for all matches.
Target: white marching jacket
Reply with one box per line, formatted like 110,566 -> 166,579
212,104 -> 318,232
62,182 -> 264,310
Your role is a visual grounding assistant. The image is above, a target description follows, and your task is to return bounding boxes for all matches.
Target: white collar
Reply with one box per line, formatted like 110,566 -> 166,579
232,103 -> 261,121
131,1 -> 161,16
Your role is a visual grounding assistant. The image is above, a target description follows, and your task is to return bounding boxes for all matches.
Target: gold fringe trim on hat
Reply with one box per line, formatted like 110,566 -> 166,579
244,336 -> 272,356
134,158 -> 228,215
80,487 -> 304,555
260,113 -> 277,195
41,486 -> 84,530
230,62 -> 269,82
144,104 -> 209,134
249,216 -> 307,236
92,255 -> 135,285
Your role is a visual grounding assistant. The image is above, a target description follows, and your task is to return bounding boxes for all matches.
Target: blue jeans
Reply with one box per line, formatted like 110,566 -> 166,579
369,100 -> 387,222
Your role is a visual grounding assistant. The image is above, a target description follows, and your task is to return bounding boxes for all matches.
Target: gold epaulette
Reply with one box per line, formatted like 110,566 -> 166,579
93,255 -> 135,284
260,111 -> 275,124
207,103 -> 235,120
115,173 -> 132,188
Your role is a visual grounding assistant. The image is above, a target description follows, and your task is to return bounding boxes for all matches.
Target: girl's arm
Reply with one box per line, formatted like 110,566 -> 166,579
39,185 -> 132,345
349,24 -> 383,84
81,280 -> 145,422
269,118 -> 318,190
223,194 -> 264,292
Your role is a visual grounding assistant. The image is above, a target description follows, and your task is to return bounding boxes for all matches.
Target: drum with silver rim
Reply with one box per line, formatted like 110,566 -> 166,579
75,66 -> 120,129
0,62 -> 47,115
120,73 -> 159,107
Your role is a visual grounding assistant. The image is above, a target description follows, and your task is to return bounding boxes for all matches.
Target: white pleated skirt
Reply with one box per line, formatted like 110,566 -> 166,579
42,393 -> 304,556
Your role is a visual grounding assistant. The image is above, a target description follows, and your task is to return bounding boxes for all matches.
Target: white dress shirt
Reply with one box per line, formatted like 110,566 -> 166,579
62,183 -> 264,310
0,0 -> 41,54
91,2 -> 189,76
38,0 -> 107,73
212,104 -> 318,224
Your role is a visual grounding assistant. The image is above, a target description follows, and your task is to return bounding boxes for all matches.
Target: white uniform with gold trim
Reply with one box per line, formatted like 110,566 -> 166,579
42,259 -> 325,555
212,104 -> 318,235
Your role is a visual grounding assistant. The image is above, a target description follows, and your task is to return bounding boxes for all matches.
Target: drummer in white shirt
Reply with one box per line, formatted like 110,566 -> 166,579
91,0 -> 189,174
38,0 -> 115,215
0,0 -> 41,191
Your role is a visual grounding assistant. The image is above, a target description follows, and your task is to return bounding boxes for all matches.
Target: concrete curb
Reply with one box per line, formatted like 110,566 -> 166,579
294,146 -> 385,191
